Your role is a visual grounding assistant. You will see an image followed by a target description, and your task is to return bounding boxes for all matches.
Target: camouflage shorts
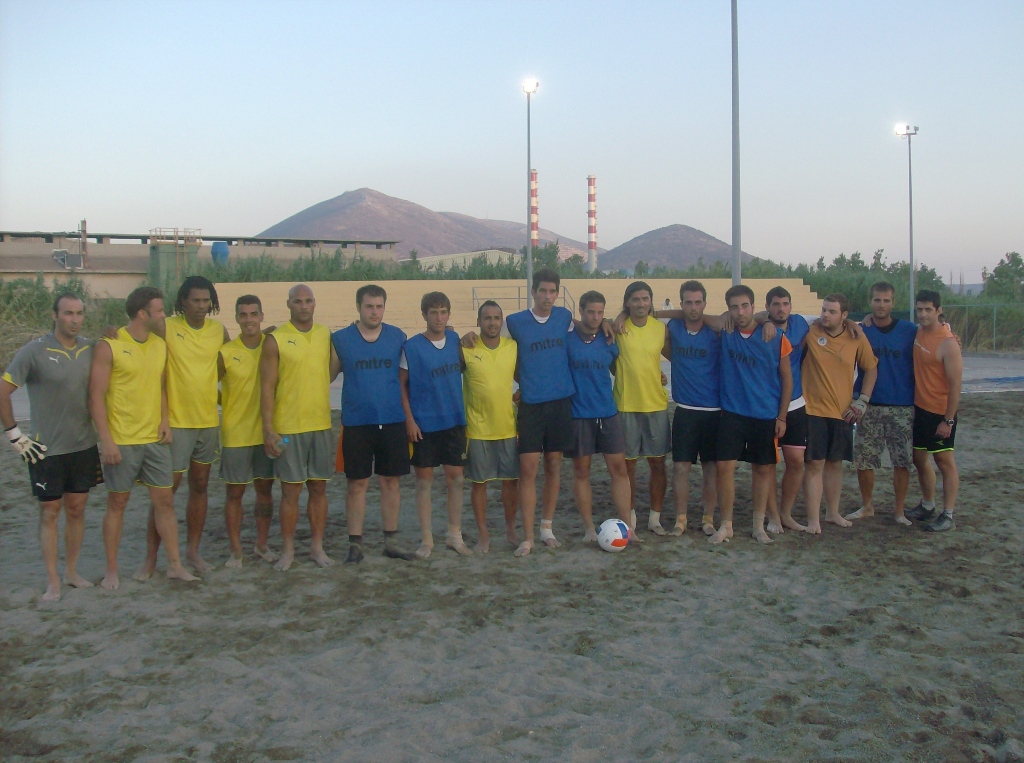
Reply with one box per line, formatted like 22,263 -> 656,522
853,405 -> 914,469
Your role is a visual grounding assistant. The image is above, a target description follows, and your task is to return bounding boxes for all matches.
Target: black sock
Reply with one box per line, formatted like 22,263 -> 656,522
349,535 -> 362,545
383,530 -> 397,542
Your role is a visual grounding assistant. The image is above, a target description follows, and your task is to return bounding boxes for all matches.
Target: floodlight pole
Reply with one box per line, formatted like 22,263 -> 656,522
526,89 -> 533,309
898,125 -> 919,321
731,0 -> 742,285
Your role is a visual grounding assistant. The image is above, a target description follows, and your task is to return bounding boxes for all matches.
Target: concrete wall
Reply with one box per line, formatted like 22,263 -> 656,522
213,278 -> 821,340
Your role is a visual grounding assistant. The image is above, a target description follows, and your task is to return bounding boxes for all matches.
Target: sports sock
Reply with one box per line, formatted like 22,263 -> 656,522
539,520 -> 556,543
921,499 -> 936,510
649,510 -> 662,526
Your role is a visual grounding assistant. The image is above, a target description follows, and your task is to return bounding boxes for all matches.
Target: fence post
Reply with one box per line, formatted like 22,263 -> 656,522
993,305 -> 997,352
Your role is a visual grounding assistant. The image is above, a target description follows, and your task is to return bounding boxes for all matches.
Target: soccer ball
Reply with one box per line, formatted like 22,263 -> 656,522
597,519 -> 631,552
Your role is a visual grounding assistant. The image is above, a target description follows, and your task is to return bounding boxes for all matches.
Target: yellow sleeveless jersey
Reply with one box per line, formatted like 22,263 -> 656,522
219,335 -> 264,448
165,314 -> 224,428
462,336 -> 518,440
613,317 -> 669,413
272,322 -> 332,435
103,328 -> 166,445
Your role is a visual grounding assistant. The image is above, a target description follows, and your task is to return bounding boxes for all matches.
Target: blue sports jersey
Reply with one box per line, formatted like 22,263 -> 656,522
332,323 -> 406,426
780,314 -> 809,400
566,329 -> 619,419
720,326 -> 790,420
402,331 -> 466,432
855,319 -> 916,406
667,320 -> 720,408
505,306 -> 576,404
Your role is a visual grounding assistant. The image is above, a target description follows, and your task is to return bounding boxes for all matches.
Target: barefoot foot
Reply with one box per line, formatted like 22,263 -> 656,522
224,555 -> 243,569
41,583 -> 61,602
101,573 -> 120,590
254,545 -> 280,563
845,506 -> 873,521
474,537 -> 491,554
582,528 -> 599,543
781,516 -> 807,532
766,520 -> 784,534
132,564 -> 154,582
415,543 -> 433,559
895,514 -> 913,526
824,512 -> 853,528
274,551 -> 295,571
187,553 -> 212,575
64,573 -> 93,589
514,540 -> 533,557
805,521 -> 822,535
311,549 -> 335,567
166,564 -> 199,582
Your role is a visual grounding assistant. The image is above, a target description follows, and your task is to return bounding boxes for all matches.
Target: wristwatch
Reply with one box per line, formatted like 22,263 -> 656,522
944,418 -> 955,426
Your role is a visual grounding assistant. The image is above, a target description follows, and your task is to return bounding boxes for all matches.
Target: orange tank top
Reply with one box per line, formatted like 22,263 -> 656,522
913,325 -> 953,415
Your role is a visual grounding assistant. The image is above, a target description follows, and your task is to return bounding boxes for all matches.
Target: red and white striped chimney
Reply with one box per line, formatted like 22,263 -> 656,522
587,175 -> 597,272
530,169 -> 539,251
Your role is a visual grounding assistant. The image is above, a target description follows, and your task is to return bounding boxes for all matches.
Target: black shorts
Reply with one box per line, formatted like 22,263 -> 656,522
913,406 -> 957,453
716,411 -> 778,465
411,426 -> 467,469
518,397 -> 574,454
342,423 -> 411,480
779,404 -> 808,448
671,407 -> 719,464
28,445 -> 103,502
806,415 -> 854,462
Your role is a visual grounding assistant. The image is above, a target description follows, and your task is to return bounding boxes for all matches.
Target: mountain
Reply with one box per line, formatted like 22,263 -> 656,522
258,188 -> 599,260
599,224 -> 754,272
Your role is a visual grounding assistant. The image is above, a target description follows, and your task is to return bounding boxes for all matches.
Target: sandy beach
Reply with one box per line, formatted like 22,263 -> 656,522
2,392 -> 1023,762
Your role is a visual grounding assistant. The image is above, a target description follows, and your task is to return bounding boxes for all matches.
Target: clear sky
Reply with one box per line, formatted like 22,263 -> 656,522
1,0 -> 1021,281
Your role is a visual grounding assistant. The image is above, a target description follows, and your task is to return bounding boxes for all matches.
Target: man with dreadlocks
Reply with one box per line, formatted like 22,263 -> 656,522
136,275 -> 230,578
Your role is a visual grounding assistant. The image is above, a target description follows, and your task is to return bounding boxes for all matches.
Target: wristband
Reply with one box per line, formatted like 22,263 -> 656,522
776,417 -> 786,423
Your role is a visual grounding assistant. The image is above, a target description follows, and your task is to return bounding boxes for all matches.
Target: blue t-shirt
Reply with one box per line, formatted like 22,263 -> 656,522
331,323 -> 406,427
402,331 -> 466,432
855,319 -> 916,406
720,326 -> 790,421
667,320 -> 720,409
505,306 -> 576,404
566,329 -> 619,419
779,314 -> 809,401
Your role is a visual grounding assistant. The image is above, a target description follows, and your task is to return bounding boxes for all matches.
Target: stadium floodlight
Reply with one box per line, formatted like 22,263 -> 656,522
523,78 -> 539,307
896,123 -> 920,320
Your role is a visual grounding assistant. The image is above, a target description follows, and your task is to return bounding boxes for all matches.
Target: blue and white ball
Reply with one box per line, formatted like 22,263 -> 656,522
597,518 -> 631,552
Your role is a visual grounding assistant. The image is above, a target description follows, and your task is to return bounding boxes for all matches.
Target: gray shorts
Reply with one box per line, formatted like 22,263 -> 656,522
565,415 -> 626,458
103,442 -> 173,493
275,429 -> 333,483
620,410 -> 671,460
465,437 -> 519,483
171,426 -> 220,472
853,404 -> 914,470
220,445 -> 275,485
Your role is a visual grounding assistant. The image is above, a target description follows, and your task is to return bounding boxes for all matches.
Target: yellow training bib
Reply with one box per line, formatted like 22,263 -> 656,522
462,336 -> 518,440
104,328 -> 166,445
165,314 -> 224,429
613,317 -> 669,413
219,335 -> 264,448
272,322 -> 332,435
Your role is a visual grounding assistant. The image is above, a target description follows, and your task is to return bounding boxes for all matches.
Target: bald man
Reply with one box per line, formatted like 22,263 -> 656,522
260,284 -> 336,571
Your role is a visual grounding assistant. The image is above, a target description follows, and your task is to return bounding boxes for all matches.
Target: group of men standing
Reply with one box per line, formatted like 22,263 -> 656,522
2,271 -> 963,600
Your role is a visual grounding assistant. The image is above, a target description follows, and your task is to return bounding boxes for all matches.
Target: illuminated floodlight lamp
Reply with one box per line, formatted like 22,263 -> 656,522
522,78 -> 539,95
895,123 -> 918,137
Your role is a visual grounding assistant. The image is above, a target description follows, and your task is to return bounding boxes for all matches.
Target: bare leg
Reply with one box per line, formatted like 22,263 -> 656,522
150,486 -> 197,581
892,466 -> 912,525
625,457 -> 638,516
751,464 -> 775,544
516,453 -> 540,556
62,493 -> 92,589
471,481 -> 490,553
933,452 -> 959,511
414,467 -> 435,558
822,460 -> 851,527
914,448 -> 936,504
779,446 -> 806,531
379,475 -> 401,531
252,478 -> 278,560
502,480 -> 519,545
443,466 -> 470,555
604,453 -> 638,542
224,482 -> 246,568
710,460 -> 736,544
572,456 -> 597,541
346,477 -> 369,536
647,456 -> 667,533
671,460 -> 691,534
849,468 -> 875,518
539,451 -> 562,547
700,461 -> 718,533
306,480 -> 332,566
766,463 -> 782,532
138,492 -> 162,581
184,460 -> 212,573
102,491 -> 130,589
39,499 -> 62,601
275,481 -> 302,571
803,459 -> 825,534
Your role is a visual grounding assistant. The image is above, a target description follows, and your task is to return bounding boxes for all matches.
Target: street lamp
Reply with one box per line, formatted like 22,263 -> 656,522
896,122 -> 919,320
523,77 -> 539,309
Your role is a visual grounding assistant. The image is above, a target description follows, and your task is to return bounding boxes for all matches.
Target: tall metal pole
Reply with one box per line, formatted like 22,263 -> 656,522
731,0 -> 741,285
907,132 -> 915,321
526,92 -> 533,310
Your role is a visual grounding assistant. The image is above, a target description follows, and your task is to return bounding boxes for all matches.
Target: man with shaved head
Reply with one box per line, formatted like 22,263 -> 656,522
260,284 -> 336,571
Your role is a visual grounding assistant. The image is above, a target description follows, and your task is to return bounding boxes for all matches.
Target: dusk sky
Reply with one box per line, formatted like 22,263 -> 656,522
1,0 -> 1021,281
